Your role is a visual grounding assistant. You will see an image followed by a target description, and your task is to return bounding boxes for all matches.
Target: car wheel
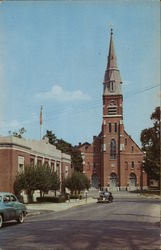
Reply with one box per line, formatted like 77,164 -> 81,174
0,214 -> 3,228
17,212 -> 24,224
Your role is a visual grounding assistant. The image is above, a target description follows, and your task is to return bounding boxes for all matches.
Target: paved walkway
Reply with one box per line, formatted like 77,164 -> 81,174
26,197 -> 95,215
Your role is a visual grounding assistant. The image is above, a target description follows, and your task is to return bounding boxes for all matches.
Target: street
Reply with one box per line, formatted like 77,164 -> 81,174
0,198 -> 160,249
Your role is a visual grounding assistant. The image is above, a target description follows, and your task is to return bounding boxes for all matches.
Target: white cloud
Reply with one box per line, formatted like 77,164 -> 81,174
35,85 -> 91,102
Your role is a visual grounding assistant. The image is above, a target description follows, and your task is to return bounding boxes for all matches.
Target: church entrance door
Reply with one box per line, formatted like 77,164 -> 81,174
91,174 -> 99,188
109,173 -> 117,188
129,173 -> 137,189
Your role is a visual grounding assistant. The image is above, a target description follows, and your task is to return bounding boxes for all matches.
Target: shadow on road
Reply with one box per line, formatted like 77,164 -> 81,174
0,219 -> 160,250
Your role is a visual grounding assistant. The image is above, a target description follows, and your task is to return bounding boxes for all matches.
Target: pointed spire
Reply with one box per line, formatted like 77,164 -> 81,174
107,26 -> 118,69
103,27 -> 122,96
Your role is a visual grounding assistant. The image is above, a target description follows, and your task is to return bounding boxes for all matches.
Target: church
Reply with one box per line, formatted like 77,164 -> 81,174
77,28 -> 147,191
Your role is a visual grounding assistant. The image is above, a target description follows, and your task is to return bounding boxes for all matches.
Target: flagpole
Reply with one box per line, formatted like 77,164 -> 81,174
40,105 -> 43,140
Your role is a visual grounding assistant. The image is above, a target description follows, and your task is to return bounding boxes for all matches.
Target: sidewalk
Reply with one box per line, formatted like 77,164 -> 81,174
89,189 -> 160,199
26,191 -> 160,216
110,191 -> 160,200
27,197 -> 96,216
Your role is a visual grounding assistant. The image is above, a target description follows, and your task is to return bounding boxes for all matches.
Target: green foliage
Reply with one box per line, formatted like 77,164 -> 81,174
9,127 -> 26,138
44,130 -> 83,172
14,163 -> 60,203
14,174 -> 25,197
81,173 -> 91,190
70,195 -> 82,199
50,172 -> 61,196
14,165 -> 38,202
36,196 -> 66,203
71,147 -> 83,172
140,106 -> 160,185
35,164 -> 53,195
65,172 -> 90,194
44,130 -> 57,144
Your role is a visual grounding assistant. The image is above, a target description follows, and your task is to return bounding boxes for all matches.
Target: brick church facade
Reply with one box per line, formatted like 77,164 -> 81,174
78,29 -> 147,190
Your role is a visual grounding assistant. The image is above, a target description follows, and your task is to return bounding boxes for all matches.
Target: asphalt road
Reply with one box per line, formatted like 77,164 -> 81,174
0,198 -> 160,250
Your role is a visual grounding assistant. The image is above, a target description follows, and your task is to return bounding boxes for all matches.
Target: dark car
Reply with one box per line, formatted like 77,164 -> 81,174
97,191 -> 113,203
0,192 -> 27,228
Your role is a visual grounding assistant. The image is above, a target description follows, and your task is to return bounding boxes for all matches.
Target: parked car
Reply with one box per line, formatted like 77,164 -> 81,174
97,191 -> 113,203
0,192 -> 27,228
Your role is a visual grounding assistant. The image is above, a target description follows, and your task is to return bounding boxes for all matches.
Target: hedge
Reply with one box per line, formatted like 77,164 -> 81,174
36,196 -> 67,203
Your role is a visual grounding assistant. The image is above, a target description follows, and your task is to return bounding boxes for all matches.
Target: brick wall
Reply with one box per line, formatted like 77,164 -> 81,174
0,138 -> 72,193
0,149 -> 29,192
78,129 -> 147,189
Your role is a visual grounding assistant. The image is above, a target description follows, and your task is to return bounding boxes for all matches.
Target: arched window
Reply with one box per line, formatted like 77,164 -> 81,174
110,139 -> 116,159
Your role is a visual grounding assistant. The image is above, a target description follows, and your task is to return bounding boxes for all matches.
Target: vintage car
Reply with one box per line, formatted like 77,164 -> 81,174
0,192 -> 27,228
97,191 -> 113,203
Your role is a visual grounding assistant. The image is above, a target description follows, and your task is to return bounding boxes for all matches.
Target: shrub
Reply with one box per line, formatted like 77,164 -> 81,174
36,196 -> 67,203
70,195 -> 82,199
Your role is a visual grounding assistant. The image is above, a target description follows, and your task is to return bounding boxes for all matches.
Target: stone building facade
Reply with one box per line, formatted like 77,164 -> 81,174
78,29 -> 147,190
0,136 -> 71,194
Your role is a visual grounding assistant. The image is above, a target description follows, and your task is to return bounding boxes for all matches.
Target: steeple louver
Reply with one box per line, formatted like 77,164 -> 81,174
103,28 -> 122,96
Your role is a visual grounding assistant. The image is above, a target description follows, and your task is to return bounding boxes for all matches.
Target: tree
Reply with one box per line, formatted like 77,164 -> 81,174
56,139 -> 83,171
14,163 -> 61,202
35,164 -> 52,197
140,106 -> 160,186
65,172 -> 90,194
44,130 -> 83,172
14,174 -> 25,198
71,147 -> 83,172
14,165 -> 37,203
9,127 -> 26,138
44,130 -> 57,144
50,172 -> 60,196
81,174 -> 91,190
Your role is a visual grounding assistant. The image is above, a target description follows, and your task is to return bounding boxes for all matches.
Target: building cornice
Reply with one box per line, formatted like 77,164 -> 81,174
0,145 -> 65,162
0,142 -> 30,150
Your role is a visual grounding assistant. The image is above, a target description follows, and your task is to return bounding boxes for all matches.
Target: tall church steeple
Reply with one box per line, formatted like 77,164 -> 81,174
107,27 -> 118,69
103,28 -> 122,96
78,27 -> 146,192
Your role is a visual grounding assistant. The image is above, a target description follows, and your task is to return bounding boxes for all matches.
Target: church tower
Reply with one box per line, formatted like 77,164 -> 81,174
101,27 -> 124,188
78,27 -> 147,191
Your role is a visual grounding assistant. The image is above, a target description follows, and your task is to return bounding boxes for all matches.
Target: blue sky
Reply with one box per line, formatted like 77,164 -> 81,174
0,0 -> 160,146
